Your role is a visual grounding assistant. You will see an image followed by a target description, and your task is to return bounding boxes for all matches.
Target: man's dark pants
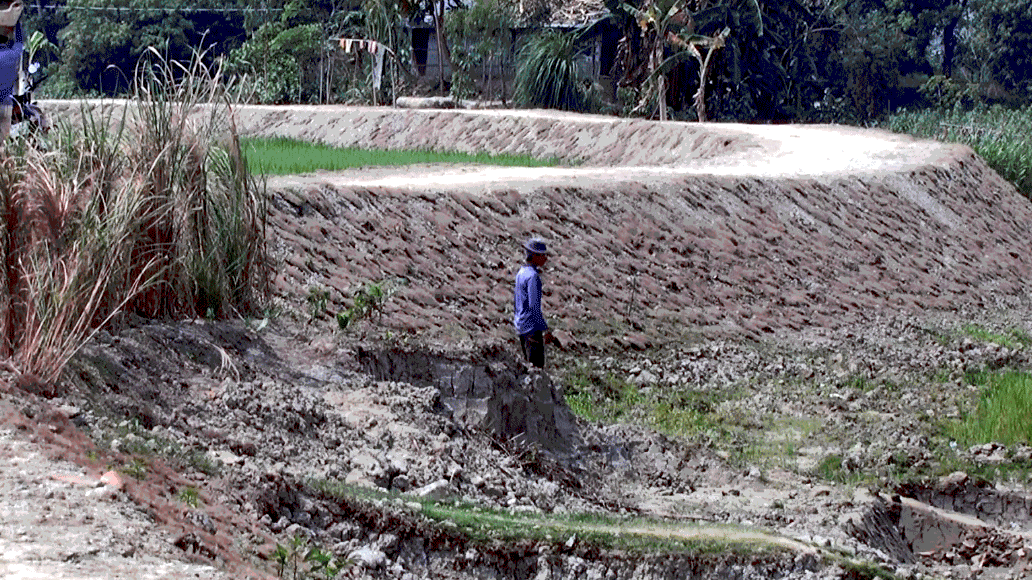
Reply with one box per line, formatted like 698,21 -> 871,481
520,330 -> 545,368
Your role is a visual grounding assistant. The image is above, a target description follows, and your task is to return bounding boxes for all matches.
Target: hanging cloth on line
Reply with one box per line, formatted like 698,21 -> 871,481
337,38 -> 387,91
371,42 -> 385,91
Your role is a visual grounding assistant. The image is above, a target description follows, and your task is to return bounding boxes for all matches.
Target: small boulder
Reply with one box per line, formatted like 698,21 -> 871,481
413,479 -> 452,501
348,546 -> 387,569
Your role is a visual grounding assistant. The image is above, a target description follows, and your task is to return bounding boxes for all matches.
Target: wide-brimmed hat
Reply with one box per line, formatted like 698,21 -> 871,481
0,0 -> 22,27
523,238 -> 549,255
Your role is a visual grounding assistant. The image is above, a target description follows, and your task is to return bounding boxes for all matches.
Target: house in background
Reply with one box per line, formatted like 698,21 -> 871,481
404,0 -> 620,98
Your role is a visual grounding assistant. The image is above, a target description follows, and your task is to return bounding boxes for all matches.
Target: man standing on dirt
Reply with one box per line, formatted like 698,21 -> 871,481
514,238 -> 555,368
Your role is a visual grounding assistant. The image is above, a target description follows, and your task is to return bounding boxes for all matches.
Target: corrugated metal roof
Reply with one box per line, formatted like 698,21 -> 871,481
514,0 -> 609,27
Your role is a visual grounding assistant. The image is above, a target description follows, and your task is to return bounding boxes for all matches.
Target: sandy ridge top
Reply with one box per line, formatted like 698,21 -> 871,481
42,101 -> 965,184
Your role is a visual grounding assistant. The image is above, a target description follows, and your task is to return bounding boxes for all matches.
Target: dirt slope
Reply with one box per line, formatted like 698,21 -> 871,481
211,105 -> 1032,350
9,102 -> 1032,580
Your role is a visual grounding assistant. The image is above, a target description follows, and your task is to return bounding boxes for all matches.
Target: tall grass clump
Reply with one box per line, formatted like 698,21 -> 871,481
948,370 -> 1032,447
0,48 -> 268,387
882,105 -> 1032,198
130,47 -> 269,319
513,31 -> 590,112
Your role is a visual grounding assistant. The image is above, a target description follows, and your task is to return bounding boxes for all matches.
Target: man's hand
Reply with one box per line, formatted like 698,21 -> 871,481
544,331 -> 561,348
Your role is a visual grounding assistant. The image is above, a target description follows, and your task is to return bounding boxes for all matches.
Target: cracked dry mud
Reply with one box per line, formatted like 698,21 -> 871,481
5,103 -> 1032,579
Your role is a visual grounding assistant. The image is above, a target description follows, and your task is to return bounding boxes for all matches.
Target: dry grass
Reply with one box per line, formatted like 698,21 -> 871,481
0,48 -> 269,387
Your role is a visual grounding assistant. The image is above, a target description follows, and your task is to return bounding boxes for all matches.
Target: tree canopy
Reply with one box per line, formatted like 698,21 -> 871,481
19,0 -> 1032,120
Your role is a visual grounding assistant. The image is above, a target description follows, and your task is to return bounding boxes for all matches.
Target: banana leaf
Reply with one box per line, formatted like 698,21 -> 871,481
645,27 -> 730,84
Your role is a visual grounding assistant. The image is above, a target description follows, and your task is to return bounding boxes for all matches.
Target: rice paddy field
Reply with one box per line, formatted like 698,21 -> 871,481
242,136 -> 563,175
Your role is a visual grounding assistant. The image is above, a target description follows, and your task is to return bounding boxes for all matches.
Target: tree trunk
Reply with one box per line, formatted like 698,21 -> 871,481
433,0 -> 453,95
654,42 -> 667,121
658,74 -> 667,121
943,17 -> 958,78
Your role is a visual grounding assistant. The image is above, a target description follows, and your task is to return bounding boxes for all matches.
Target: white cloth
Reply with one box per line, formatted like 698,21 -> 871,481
372,42 -> 385,91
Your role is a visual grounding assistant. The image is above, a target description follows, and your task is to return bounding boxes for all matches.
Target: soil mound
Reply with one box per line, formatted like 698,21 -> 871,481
223,106 -> 1032,350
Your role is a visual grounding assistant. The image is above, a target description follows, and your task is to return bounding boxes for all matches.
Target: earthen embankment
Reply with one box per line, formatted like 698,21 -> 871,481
41,101 -> 1032,348
237,107 -> 1032,348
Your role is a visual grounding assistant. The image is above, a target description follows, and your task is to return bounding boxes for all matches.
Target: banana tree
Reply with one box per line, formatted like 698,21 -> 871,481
608,0 -> 816,122
652,24 -> 729,120
616,0 -> 748,120
618,0 -> 688,120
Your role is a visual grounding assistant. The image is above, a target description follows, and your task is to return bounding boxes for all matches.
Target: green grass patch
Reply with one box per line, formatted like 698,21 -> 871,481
813,454 -> 870,485
881,105 -> 1032,198
559,362 -> 780,462
562,362 -> 645,424
561,362 -> 730,436
84,413 -> 223,477
947,370 -> 1032,447
959,324 -> 1032,349
312,479 -> 796,556
242,136 -> 565,175
312,479 -> 898,578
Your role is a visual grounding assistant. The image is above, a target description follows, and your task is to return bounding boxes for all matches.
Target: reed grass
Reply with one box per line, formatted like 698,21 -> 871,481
882,105 -> 1032,198
0,48 -> 269,387
242,136 -> 562,175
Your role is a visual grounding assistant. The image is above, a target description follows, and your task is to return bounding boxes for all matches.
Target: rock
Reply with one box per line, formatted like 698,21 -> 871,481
99,470 -> 124,491
345,468 -> 379,489
630,369 -> 657,386
391,474 -> 412,492
211,450 -> 244,466
413,480 -> 452,501
186,510 -> 217,534
348,546 -> 387,569
938,471 -> 969,491
811,485 -> 833,497
357,351 -> 581,455
88,485 -> 118,501
347,451 -> 388,487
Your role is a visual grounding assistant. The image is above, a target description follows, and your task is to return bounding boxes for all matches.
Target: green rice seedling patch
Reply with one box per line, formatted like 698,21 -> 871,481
947,370 -> 1032,447
243,136 -> 566,175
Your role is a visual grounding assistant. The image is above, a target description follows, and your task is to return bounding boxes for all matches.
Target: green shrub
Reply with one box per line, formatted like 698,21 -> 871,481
513,31 -> 590,111
177,486 -> 202,508
336,279 -> 405,330
273,534 -> 349,579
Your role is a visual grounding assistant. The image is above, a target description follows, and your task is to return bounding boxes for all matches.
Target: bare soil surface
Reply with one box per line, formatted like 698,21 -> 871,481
6,102 -> 1032,579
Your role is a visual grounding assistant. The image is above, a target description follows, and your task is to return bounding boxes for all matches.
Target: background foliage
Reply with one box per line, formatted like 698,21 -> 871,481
18,0 -> 1032,120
